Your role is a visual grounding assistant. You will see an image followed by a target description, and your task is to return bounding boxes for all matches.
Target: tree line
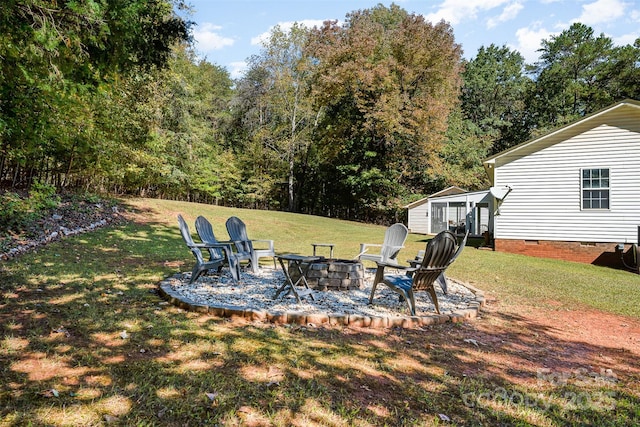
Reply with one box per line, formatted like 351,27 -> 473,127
1,2 -> 638,223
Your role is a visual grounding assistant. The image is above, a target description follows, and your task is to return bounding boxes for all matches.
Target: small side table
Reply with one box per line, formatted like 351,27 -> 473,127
311,243 -> 335,259
274,254 -> 320,303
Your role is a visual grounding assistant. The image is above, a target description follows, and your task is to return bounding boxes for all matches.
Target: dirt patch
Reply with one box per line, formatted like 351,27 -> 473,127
532,306 -> 639,350
429,294 -> 640,387
329,290 -> 640,402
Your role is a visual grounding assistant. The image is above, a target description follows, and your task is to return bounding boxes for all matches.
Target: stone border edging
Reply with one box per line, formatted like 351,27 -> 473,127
157,274 -> 485,329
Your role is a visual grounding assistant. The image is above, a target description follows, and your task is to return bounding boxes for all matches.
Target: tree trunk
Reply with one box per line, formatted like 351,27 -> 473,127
288,156 -> 295,211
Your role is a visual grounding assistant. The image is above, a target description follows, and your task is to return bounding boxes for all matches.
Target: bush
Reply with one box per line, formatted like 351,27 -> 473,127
0,192 -> 32,232
0,182 -> 60,233
29,181 -> 60,211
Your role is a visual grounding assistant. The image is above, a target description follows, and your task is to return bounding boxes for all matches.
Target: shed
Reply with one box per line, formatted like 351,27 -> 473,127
405,186 -> 466,234
425,190 -> 492,236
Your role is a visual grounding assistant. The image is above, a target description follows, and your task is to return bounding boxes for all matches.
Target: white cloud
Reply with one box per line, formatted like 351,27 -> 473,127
487,1 -> 524,29
228,61 -> 247,80
424,0 -> 510,25
193,23 -> 234,52
613,32 -> 639,46
251,19 -> 327,47
513,24 -> 554,63
574,0 -> 628,25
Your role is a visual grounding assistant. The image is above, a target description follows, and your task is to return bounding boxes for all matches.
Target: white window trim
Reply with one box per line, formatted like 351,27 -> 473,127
580,167 -> 610,210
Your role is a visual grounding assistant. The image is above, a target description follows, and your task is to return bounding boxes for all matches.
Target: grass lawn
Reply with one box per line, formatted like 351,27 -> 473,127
1,198 -> 639,426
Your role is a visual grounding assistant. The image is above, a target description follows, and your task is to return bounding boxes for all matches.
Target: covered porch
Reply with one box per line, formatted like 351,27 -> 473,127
426,190 -> 493,237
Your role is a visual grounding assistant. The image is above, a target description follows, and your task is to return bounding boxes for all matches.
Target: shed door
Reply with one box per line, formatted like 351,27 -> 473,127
431,202 -> 447,233
476,203 -> 489,235
449,202 -> 466,229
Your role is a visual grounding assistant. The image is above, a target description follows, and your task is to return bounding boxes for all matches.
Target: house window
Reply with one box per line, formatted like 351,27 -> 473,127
581,168 -> 609,209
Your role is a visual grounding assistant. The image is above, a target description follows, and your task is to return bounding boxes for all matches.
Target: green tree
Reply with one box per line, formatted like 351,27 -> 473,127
92,45 -> 237,202
306,4 -> 462,221
228,65 -> 280,209
0,0 -> 190,189
597,39 -> 640,101
461,44 -> 533,154
434,108 -> 491,190
158,46 -> 238,203
530,23 -> 615,129
234,24 -> 319,212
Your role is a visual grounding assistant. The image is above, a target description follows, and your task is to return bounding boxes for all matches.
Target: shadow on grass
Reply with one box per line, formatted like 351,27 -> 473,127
0,213 -> 639,425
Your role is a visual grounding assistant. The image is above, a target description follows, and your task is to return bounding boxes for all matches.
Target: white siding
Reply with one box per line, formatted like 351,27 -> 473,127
408,202 -> 429,234
494,109 -> 640,244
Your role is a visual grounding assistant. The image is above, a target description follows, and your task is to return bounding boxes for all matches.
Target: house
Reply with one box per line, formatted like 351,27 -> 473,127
482,99 -> 640,267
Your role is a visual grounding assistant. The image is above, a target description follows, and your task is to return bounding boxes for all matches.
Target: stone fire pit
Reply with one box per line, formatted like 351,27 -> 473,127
288,258 -> 364,291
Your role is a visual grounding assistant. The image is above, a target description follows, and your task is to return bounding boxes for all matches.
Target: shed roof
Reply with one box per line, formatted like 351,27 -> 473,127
427,189 -> 492,204
404,186 -> 467,209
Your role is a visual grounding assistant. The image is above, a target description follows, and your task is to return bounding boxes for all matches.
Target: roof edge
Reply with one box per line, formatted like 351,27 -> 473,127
404,186 -> 467,208
483,99 -> 640,165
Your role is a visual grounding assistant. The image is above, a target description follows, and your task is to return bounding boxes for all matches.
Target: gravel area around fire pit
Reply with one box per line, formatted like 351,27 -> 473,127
160,266 -> 483,319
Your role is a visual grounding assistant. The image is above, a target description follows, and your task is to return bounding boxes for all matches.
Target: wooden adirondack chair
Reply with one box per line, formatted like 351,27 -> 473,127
177,214 -> 226,284
358,223 -> 409,264
369,230 -> 458,315
411,230 -> 469,294
195,215 -> 246,283
225,216 -> 276,273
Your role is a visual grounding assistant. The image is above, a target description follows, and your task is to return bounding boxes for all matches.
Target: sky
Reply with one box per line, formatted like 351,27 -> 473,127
180,0 -> 640,78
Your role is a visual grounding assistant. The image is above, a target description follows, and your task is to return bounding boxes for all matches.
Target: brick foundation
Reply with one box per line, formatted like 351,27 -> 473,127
494,239 -> 632,268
